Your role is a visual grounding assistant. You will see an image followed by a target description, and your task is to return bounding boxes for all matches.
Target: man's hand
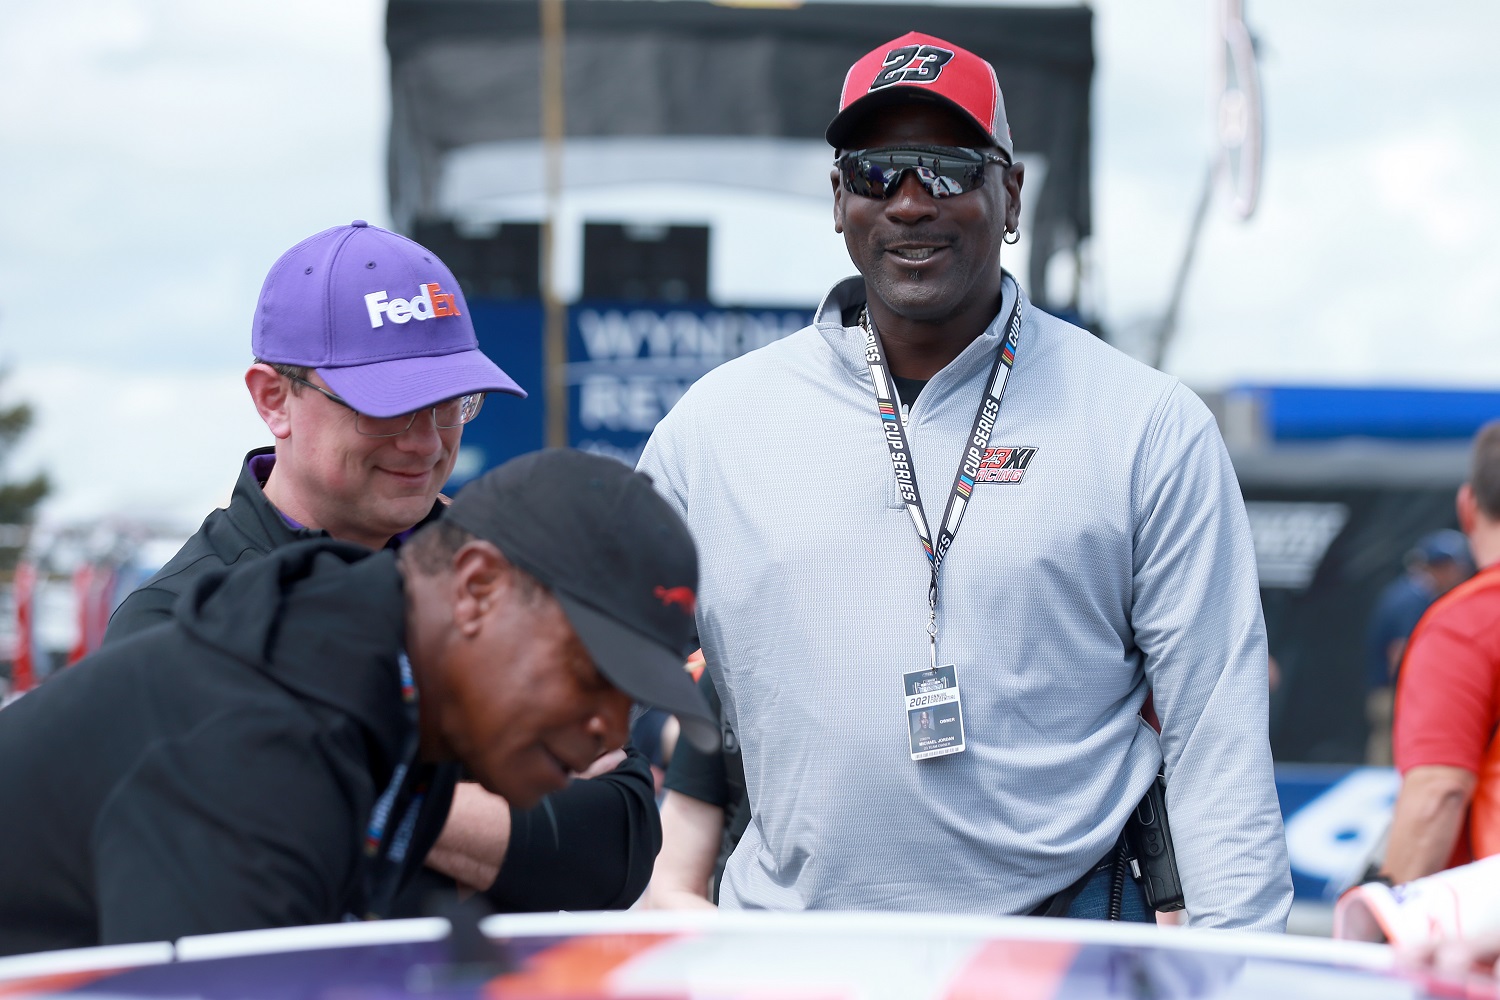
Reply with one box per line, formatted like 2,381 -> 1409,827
1382,765 -> 1477,884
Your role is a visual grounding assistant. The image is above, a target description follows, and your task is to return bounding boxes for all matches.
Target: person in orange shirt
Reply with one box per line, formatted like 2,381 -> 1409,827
1382,420 -> 1500,883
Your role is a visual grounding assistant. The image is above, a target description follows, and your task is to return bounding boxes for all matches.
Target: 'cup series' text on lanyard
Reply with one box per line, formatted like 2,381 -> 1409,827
859,283 -> 1022,759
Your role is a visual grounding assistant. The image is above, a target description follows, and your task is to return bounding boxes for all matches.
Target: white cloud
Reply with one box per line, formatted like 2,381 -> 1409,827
1370,126 -> 1490,249
1160,123 -> 1500,386
1091,0 -> 1500,386
0,0 -> 390,369
0,1 -> 389,523
6,0 -> 1500,522
6,363 -> 269,527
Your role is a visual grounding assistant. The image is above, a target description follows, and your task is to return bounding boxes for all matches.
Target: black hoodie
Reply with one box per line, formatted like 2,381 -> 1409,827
100,449 -> 661,916
0,541 -> 452,956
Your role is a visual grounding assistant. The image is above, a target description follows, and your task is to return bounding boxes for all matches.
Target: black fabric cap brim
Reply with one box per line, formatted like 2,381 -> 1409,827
554,591 -> 720,753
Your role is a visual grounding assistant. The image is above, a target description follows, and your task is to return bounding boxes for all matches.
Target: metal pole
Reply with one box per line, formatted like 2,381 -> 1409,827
540,0 -> 567,447
1149,160 -> 1216,372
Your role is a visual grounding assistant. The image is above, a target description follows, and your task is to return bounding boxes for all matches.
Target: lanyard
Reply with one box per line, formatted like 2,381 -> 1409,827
362,650 -> 429,919
859,291 -> 1022,667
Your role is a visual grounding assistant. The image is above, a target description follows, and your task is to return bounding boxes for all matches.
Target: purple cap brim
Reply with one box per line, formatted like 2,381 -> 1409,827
318,348 -> 526,418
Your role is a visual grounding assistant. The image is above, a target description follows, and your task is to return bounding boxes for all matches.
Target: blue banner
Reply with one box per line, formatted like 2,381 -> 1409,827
454,299 -> 547,487
567,301 -> 812,465
1277,764 -> 1398,901
456,299 -> 812,487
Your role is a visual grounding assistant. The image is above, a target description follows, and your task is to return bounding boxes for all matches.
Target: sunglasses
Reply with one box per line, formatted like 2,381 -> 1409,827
837,145 -> 1010,200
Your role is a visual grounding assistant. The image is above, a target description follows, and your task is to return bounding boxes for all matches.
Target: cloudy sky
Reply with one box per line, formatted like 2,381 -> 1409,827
2,0 -> 1497,525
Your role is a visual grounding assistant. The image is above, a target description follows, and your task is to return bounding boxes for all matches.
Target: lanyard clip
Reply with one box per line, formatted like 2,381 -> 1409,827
928,610 -> 938,670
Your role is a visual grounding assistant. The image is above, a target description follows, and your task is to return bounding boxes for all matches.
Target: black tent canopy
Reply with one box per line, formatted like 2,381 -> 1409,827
386,0 -> 1094,310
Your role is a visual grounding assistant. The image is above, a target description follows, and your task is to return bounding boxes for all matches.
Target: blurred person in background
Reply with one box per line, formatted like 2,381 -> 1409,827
1382,421 -> 1500,883
0,452 -> 715,956
638,33 -> 1290,927
102,222 -> 661,914
1364,530 -> 1474,765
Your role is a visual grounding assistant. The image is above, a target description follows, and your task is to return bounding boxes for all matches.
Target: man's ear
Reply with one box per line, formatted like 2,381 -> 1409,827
831,168 -> 846,235
1002,161 -> 1026,236
1458,483 -> 1478,536
450,540 -> 509,638
245,364 -> 293,440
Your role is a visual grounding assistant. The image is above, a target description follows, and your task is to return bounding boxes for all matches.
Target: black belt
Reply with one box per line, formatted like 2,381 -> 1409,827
1028,833 -> 1131,919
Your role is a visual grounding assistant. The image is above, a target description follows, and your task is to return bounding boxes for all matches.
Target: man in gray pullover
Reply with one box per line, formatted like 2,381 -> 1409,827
638,32 -> 1292,929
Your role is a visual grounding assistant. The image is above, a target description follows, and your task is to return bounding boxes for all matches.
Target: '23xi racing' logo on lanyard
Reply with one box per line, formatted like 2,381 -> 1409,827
870,44 -> 954,90
975,446 -> 1037,484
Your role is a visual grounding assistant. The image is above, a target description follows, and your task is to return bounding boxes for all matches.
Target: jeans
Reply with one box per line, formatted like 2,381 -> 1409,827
1063,857 -> 1155,922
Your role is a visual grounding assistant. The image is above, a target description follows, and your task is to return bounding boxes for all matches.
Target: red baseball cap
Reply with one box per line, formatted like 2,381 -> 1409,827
826,32 -> 1013,159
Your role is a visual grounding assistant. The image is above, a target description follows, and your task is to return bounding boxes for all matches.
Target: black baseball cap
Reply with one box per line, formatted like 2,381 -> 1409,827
444,449 -> 718,752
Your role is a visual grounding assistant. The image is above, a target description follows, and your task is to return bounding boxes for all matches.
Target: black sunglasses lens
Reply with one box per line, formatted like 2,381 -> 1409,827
841,148 -> 989,199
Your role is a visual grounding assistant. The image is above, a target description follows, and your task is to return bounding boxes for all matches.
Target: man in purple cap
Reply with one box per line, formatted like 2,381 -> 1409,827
640,33 -> 1290,928
104,222 -> 662,916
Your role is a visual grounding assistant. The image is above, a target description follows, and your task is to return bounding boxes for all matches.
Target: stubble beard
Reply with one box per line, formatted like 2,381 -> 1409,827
864,261 -> 957,325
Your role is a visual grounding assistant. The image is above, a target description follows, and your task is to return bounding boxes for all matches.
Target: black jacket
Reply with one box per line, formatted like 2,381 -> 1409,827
101,449 -> 660,915
0,543 -> 446,955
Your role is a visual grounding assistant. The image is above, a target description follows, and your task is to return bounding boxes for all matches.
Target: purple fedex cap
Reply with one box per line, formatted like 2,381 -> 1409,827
252,221 -> 525,417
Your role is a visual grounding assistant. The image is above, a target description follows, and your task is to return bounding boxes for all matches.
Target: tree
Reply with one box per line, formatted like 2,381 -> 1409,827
0,371 -> 49,570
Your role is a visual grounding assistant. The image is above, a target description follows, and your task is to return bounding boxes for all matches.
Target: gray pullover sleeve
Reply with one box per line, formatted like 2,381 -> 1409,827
1131,383 -> 1293,931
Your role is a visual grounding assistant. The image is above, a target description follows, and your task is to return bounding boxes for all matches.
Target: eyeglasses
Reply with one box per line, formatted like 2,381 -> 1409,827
836,145 -> 1010,200
286,375 -> 485,437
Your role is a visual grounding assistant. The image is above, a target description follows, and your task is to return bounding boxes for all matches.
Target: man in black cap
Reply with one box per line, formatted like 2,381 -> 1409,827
0,450 -> 714,956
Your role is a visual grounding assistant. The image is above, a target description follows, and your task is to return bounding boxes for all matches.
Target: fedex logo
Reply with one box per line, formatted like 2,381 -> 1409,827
365,284 -> 461,327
